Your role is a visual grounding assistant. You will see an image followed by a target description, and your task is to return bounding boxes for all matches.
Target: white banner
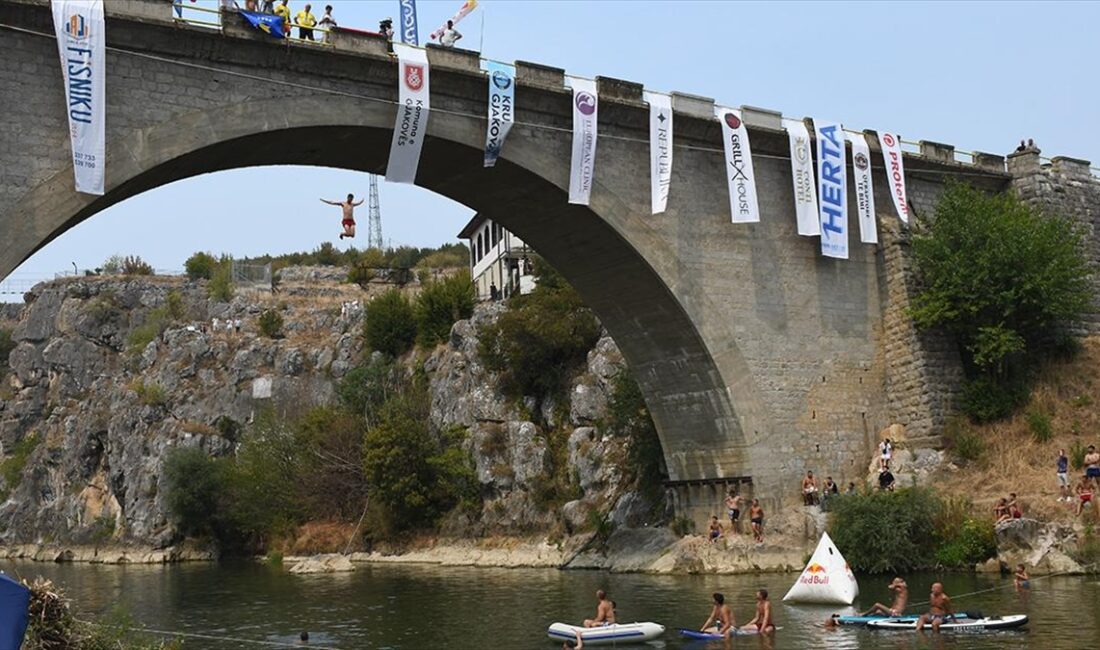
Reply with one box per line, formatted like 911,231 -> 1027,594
643,91 -> 673,215
814,119 -> 847,259
877,131 -> 909,224
783,119 -> 819,236
568,77 -> 598,205
847,132 -> 878,245
716,107 -> 760,223
483,61 -> 514,168
52,0 -> 106,195
386,44 -> 430,184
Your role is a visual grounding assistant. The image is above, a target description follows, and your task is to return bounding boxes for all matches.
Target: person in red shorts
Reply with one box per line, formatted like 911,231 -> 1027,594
320,193 -> 363,240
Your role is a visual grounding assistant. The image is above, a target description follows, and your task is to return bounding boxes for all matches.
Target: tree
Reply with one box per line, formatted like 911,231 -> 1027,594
415,270 -> 475,347
364,289 -> 416,357
257,309 -> 284,338
911,182 -> 1092,420
185,251 -> 218,280
121,255 -> 154,276
162,447 -> 228,538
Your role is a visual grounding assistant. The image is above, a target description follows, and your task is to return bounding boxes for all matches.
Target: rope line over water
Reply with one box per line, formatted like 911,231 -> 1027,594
77,618 -> 344,649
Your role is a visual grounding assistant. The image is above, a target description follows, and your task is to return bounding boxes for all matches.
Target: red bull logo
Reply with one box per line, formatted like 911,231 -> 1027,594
66,13 -> 90,40
805,563 -> 827,574
800,562 -> 830,585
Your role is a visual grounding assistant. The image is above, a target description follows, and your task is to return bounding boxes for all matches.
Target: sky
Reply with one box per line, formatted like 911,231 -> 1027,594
10,0 -> 1100,281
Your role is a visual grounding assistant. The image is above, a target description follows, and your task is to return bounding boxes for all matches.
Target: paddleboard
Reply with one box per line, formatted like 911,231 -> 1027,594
678,626 -> 779,639
832,612 -> 975,626
867,614 -> 1027,631
547,622 -> 665,645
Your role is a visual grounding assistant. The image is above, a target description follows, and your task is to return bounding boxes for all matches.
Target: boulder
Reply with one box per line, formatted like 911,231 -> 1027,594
288,553 -> 355,574
995,518 -> 1084,575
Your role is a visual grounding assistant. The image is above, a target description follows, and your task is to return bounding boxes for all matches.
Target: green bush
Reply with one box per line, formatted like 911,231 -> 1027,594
336,356 -> 400,423
828,488 -> 943,573
127,290 -> 186,352
0,433 -> 40,499
911,182 -> 1091,420
606,372 -> 664,504
415,270 -> 475,347
945,419 -> 985,464
364,289 -> 416,357
1026,407 -> 1053,443
479,263 -> 600,399
208,262 -> 234,302
1070,441 -> 1088,471
131,380 -> 167,407
958,376 -> 1027,422
121,255 -> 154,276
257,309 -> 284,338
163,447 -> 228,538
100,254 -> 124,275
935,517 -> 997,568
184,251 -> 218,280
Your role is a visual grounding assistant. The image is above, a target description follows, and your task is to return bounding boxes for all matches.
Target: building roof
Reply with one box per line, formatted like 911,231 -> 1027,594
457,213 -> 490,240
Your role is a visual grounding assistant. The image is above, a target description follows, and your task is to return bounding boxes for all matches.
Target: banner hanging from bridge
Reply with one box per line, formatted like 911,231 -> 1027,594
783,118 -> 819,236
644,91 -> 672,215
429,0 -> 477,41
239,10 -> 287,39
813,119 -> 847,259
399,0 -> 419,45
877,131 -> 910,224
483,61 -> 514,168
51,0 -> 105,196
847,132 -> 878,244
716,107 -> 760,223
568,77 -> 598,205
386,44 -> 430,184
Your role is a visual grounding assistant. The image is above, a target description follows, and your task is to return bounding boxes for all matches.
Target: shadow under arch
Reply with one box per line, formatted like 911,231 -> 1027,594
7,96 -> 745,481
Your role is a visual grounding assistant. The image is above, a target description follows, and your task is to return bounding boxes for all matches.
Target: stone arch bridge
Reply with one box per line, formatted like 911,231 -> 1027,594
2,0 -> 1097,511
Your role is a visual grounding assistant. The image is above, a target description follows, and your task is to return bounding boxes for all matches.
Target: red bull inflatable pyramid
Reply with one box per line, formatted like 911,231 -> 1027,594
782,532 -> 859,605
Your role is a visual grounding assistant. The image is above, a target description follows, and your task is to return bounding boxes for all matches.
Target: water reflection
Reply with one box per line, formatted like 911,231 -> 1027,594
1,560 -> 1095,649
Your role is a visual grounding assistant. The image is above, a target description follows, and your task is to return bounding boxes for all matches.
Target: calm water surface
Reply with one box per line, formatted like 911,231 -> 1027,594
2,559 -> 1097,649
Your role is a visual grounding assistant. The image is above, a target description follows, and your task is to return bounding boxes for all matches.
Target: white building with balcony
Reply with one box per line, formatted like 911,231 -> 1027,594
458,214 -> 535,301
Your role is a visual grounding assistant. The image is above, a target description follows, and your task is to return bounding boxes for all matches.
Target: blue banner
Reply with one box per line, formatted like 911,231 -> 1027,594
484,61 -> 515,167
240,10 -> 286,39
399,0 -> 419,45
814,119 -> 848,259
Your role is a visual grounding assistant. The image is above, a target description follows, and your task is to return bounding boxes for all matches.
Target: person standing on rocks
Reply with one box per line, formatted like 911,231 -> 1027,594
1057,449 -> 1071,502
708,516 -> 723,543
1085,445 -> 1100,489
749,499 -> 765,544
880,438 -> 893,470
724,491 -> 742,534
801,471 -> 818,506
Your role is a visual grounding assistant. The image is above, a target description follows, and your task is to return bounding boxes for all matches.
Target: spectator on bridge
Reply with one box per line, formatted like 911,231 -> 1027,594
801,471 -> 818,506
317,5 -> 336,42
244,0 -> 258,10
440,20 -> 463,48
379,17 -> 394,40
295,4 -> 317,41
274,0 -> 290,30
260,0 -> 274,13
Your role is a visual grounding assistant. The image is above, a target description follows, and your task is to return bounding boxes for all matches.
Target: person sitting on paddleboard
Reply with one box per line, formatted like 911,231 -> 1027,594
915,582 -> 954,632
860,577 -> 908,617
700,592 -> 735,638
583,590 -> 615,628
740,589 -> 775,634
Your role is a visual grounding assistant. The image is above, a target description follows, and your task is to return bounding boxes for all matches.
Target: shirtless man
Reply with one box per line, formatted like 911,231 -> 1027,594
860,577 -> 908,617
707,516 -> 723,543
802,471 -> 818,506
700,592 -> 735,638
724,491 -> 742,534
1085,445 -> 1100,488
583,590 -> 615,628
1075,476 -> 1094,516
915,582 -> 954,632
740,589 -> 775,634
749,499 -> 765,543
320,193 -> 364,240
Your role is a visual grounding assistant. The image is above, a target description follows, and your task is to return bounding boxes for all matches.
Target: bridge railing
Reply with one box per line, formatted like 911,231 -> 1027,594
172,2 -> 338,47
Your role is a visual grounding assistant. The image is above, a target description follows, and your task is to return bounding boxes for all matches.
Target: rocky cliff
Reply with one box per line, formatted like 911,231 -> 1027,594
0,271 -> 640,553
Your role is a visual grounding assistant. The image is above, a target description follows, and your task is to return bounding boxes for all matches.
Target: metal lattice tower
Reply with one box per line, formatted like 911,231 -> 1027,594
367,174 -> 383,249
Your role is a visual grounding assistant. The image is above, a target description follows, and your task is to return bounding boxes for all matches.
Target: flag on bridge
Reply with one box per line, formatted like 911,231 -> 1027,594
484,61 -> 515,168
568,77 -> 599,205
51,0 -> 106,195
240,10 -> 286,39
877,131 -> 910,224
814,119 -> 848,259
716,107 -> 760,223
783,118 -> 819,236
847,132 -> 878,244
386,44 -> 431,184
644,91 -> 673,215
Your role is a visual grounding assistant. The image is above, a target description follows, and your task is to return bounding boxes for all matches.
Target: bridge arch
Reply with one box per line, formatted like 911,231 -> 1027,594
5,88 -> 752,486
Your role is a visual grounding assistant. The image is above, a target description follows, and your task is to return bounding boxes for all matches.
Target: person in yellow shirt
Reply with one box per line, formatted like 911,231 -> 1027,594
273,0 -> 290,36
295,3 -> 317,41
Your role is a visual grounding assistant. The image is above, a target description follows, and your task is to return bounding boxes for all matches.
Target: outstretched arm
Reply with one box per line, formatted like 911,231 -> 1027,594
352,199 -> 365,207
320,198 -> 338,205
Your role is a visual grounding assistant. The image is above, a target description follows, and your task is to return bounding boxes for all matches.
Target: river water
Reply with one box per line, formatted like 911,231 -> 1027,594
2,560 -> 1097,649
